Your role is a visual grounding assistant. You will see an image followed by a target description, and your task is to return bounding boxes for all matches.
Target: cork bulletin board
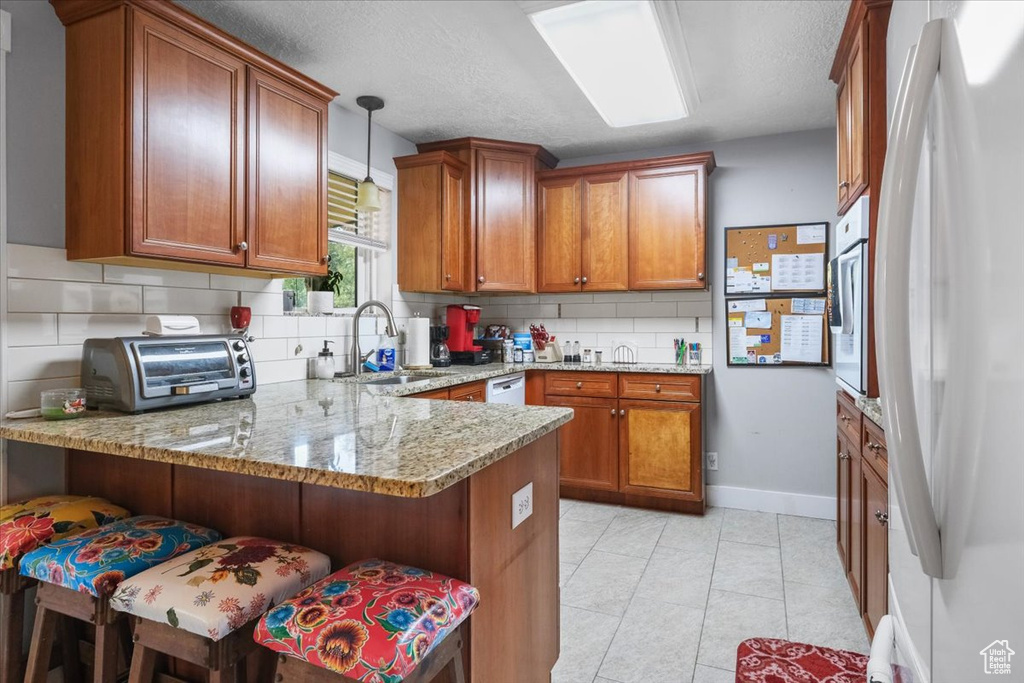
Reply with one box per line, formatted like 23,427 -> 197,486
724,223 -> 829,295
725,296 -> 831,367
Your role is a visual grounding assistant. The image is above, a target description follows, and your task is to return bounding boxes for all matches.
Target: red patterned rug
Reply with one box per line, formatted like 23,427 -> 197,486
735,638 -> 869,682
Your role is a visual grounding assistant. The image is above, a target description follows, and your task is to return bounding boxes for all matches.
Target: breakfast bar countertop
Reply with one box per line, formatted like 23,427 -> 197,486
0,379 -> 573,498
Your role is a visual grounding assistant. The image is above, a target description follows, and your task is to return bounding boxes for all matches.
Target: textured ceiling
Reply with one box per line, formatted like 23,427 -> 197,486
176,0 -> 848,160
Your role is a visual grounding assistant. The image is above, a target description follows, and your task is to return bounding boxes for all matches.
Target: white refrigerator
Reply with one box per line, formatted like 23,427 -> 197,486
872,2 -> 1024,682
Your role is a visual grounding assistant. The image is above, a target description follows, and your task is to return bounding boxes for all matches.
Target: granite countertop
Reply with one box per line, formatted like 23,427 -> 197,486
856,396 -> 884,428
0,380 -> 573,499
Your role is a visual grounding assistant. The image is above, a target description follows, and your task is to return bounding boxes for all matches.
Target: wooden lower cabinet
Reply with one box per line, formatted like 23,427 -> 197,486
619,399 -> 701,501
862,459 -> 889,638
836,432 -> 853,571
450,381 -> 485,402
546,395 -> 619,492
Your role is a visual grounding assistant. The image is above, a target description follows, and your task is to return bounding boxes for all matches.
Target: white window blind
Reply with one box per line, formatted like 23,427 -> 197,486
327,171 -> 391,252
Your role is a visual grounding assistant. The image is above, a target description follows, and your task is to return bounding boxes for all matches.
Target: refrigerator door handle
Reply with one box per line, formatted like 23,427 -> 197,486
875,19 -> 944,578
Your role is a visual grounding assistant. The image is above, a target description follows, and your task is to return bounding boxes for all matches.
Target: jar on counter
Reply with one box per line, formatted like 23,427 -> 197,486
513,346 -> 524,363
594,350 -> 603,365
583,348 -> 593,364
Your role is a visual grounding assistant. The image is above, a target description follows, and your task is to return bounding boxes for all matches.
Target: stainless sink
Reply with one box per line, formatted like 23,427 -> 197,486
361,374 -> 439,386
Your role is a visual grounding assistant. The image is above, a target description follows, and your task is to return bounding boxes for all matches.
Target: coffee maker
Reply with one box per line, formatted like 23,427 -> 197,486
445,304 -> 491,365
429,325 -> 451,367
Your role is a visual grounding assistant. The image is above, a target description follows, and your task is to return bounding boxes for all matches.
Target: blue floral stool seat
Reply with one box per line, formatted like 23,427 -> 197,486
107,537 -> 330,683
0,495 -> 130,683
254,559 -> 480,683
19,515 -> 221,683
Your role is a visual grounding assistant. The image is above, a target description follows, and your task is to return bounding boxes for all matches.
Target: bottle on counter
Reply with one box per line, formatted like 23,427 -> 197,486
583,348 -> 593,364
563,340 -> 572,363
572,341 -> 581,364
314,340 -> 336,379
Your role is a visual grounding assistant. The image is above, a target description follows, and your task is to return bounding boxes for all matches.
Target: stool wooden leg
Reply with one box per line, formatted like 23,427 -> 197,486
92,622 -> 119,683
0,589 -> 25,683
208,662 -> 238,683
23,604 -> 58,683
59,616 -> 83,683
126,644 -> 157,683
448,645 -> 466,683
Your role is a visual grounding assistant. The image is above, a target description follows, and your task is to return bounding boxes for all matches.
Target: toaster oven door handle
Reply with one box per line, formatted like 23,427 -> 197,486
171,382 -> 219,396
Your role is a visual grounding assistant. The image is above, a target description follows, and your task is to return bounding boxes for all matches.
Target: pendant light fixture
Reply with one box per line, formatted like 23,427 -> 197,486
355,95 -> 384,213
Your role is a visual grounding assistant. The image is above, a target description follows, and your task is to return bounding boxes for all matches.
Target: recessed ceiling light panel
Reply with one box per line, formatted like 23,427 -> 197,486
528,0 -> 690,128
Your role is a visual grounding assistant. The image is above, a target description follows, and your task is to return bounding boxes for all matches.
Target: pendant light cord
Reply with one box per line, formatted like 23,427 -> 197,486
365,109 -> 372,181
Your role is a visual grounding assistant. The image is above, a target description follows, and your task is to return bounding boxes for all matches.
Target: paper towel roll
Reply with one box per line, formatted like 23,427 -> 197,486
405,316 -> 431,368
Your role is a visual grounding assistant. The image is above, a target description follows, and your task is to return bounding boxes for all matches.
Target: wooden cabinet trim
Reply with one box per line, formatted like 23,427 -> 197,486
536,151 -> 716,179
618,373 -> 700,402
416,136 -> 558,170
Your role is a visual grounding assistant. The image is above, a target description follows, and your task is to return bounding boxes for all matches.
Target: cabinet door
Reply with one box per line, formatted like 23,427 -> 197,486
849,446 -> 864,606
397,163 -> 442,293
847,24 -> 868,205
836,73 -> 851,210
547,395 -> 619,491
536,176 -> 582,292
581,171 -> 629,292
247,68 -> 328,275
475,149 -> 536,292
449,381 -> 485,403
836,432 -> 856,573
619,399 -> 701,501
441,160 -> 470,292
863,463 -> 888,637
129,11 -> 246,265
628,165 -> 706,290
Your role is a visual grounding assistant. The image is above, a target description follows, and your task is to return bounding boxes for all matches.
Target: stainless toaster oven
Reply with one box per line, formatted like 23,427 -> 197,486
82,335 -> 256,413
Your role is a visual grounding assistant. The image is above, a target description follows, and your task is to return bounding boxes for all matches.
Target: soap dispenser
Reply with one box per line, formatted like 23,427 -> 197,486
315,340 -> 336,379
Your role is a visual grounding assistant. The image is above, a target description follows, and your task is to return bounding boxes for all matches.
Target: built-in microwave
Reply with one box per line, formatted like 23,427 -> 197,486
830,197 -> 870,395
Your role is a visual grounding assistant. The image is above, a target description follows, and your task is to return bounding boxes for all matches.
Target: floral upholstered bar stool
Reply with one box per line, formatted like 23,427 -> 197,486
18,515 -> 221,683
254,559 -> 480,683
108,537 -> 330,683
0,495 -> 130,683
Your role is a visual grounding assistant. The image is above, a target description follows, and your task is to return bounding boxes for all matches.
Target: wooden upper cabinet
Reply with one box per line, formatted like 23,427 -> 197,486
52,0 -> 337,276
581,171 -> 629,292
836,73 -> 852,209
129,11 -> 246,265
629,164 -> 707,290
246,68 -> 328,275
475,148 -> 536,292
536,176 -> 582,292
619,399 -> 702,501
395,152 -> 469,293
846,25 -> 868,202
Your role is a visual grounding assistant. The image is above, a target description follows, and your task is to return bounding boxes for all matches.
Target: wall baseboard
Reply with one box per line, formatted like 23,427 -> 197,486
707,484 -> 835,520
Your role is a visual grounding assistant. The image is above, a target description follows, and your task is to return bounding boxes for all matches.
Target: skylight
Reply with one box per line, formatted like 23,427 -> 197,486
528,0 -> 690,128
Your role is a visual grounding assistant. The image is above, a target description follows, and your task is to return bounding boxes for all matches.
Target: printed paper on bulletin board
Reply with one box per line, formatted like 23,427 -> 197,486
724,223 -> 829,296
725,296 -> 830,367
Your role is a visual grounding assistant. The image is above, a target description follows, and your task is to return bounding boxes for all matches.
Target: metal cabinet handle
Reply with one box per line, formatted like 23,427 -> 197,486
619,409 -> 625,416
478,275 -> 485,283
581,276 -> 588,284
875,510 -> 889,526
610,409 -> 616,416
840,414 -> 849,422
867,441 -> 882,452
467,396 -> 475,401
237,241 -> 248,252
320,254 -> 328,264
576,381 -> 583,389
655,384 -> 662,393
446,273 -> 452,281
839,451 -> 849,460
697,272 -> 705,281
574,277 -> 580,284
839,180 -> 851,189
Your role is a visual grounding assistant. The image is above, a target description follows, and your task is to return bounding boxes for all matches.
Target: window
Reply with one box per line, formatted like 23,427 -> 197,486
282,167 -> 392,311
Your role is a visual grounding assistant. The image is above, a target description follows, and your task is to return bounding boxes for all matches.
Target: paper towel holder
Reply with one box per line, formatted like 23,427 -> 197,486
404,312 -> 433,370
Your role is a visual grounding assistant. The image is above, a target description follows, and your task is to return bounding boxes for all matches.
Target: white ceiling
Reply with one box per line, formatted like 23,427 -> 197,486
177,0 -> 848,160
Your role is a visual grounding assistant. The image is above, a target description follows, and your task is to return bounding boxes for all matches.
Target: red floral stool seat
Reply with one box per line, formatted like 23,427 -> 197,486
254,559 -> 480,683
736,638 -> 869,682
0,494 -> 130,683
107,537 -> 331,683
19,515 -> 221,683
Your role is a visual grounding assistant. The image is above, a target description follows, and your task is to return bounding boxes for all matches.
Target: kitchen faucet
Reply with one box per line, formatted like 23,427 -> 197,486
350,300 -> 399,376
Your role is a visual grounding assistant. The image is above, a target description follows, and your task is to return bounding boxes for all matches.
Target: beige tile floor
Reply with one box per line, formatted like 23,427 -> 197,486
553,500 -> 868,683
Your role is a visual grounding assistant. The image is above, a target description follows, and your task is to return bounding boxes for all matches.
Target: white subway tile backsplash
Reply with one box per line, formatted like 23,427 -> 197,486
651,290 -> 712,302
635,318 -> 697,333
592,292 -> 652,304
637,347 -> 677,364
618,301 -> 677,318
678,300 -> 714,317
698,317 -> 713,333
7,245 -> 103,282
254,359 -> 307,384
144,287 -> 237,315
508,304 -> 557,319
57,314 -> 148,345
249,337 -> 289,362
210,274 -> 284,293
10,279 -> 143,314
560,302 -> 617,318
575,318 -> 634,333
486,294 -> 540,305
8,346 -> 83,382
537,294 -> 593,304
240,291 -> 284,316
297,316 -> 327,338
8,376 -> 81,411
193,314 -> 234,335
325,317 -> 354,337
104,266 -> 210,289
263,316 -> 299,338
7,314 -> 59,346
599,332 -> 657,348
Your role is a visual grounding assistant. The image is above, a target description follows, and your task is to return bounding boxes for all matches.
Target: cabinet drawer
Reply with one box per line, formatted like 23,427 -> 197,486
410,388 -> 450,400
545,372 -> 617,398
618,374 -> 700,402
862,418 -> 888,480
837,390 -> 862,446
450,381 -> 486,403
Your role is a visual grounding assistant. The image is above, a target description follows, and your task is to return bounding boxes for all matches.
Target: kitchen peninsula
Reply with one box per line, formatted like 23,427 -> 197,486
0,380 -> 573,682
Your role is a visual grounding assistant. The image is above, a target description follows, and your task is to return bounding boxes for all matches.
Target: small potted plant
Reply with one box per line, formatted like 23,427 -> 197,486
307,266 -> 343,315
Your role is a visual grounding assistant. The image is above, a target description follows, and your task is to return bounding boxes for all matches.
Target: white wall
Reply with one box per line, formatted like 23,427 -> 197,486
555,129 -> 840,513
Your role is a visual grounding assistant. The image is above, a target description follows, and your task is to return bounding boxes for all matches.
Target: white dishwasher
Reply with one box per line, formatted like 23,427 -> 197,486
485,372 -> 526,405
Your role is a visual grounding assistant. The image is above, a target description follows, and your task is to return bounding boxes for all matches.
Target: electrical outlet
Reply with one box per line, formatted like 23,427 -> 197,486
512,482 -> 533,529
706,452 -> 719,471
